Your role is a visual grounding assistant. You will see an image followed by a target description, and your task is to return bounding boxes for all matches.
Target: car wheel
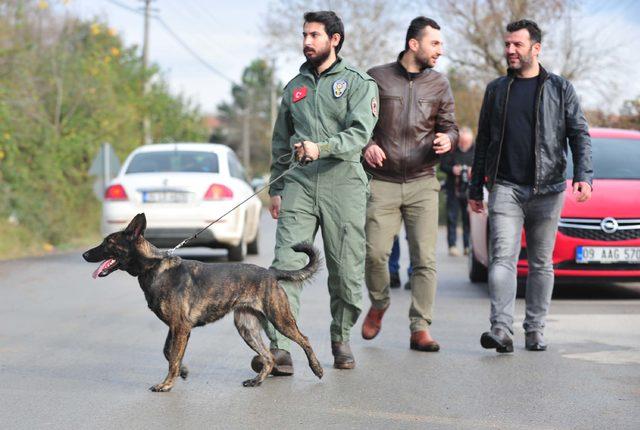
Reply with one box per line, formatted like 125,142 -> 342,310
228,239 -> 247,262
247,229 -> 259,255
468,247 -> 488,283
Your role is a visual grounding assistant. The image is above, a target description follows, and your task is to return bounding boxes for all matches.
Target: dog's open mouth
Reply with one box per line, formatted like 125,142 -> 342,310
92,259 -> 119,278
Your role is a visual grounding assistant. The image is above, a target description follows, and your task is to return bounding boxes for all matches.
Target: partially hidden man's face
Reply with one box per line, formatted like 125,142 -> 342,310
504,29 -> 540,70
413,26 -> 443,69
302,21 -> 338,66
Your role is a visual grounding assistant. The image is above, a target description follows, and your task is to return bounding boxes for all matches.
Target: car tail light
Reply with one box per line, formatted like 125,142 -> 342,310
104,184 -> 128,201
204,184 -> 233,200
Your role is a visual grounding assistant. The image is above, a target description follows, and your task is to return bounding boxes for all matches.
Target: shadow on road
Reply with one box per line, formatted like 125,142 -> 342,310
468,280 -> 640,300
552,282 -> 640,300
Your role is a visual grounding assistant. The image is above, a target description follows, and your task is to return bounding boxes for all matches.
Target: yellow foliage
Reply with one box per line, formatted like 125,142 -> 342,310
110,47 -> 120,57
91,23 -> 101,36
108,28 -> 118,37
37,1 -> 48,10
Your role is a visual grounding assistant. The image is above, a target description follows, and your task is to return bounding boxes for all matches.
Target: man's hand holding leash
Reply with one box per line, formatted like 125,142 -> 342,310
294,141 -> 320,164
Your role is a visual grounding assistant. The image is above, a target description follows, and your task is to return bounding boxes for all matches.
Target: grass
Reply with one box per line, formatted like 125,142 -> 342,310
0,221 -> 102,261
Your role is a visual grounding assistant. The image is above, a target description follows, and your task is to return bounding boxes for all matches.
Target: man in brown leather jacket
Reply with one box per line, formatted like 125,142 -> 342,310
360,16 -> 458,351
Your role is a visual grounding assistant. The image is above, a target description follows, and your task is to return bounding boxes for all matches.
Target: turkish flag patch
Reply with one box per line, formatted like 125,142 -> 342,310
292,86 -> 307,103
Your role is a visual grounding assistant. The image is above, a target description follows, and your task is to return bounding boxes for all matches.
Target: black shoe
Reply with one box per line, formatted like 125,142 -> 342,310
331,341 -> 356,369
404,280 -> 411,290
250,348 -> 294,376
525,331 -> 547,351
480,327 -> 514,353
389,272 -> 401,289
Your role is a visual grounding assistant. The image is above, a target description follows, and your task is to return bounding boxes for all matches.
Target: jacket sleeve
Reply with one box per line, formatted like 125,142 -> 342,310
435,79 -> 459,152
564,81 -> 593,186
469,83 -> 492,201
269,95 -> 294,197
316,78 -> 379,160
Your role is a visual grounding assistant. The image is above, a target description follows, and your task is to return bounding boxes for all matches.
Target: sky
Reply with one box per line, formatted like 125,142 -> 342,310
62,0 -> 640,115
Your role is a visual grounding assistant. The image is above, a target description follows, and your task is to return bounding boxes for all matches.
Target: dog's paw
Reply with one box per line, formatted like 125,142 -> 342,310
149,383 -> 173,392
312,364 -> 324,379
180,365 -> 189,379
242,378 -> 262,388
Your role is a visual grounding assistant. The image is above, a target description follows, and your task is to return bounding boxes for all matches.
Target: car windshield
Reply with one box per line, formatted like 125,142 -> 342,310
126,151 -> 219,174
566,137 -> 639,179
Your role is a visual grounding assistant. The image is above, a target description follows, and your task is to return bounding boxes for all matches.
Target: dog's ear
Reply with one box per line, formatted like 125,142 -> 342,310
124,213 -> 147,238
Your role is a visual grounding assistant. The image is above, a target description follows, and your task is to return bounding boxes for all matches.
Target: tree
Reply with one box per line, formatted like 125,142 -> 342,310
263,0 -> 417,70
216,59 -> 281,175
0,0 -> 208,251
433,0 -> 622,105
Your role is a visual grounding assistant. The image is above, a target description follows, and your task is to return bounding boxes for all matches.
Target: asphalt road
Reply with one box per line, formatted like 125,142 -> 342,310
1,211 -> 639,429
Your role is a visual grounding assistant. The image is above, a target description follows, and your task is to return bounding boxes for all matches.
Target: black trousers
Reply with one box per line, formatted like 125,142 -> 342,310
446,190 -> 470,248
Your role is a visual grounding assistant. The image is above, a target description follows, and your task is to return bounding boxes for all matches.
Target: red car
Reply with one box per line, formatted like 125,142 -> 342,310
468,127 -> 640,286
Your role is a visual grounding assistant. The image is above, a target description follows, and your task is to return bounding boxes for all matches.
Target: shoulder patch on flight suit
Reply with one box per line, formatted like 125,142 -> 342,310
292,86 -> 307,103
371,97 -> 378,117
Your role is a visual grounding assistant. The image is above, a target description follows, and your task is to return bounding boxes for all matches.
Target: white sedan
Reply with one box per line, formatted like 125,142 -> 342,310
101,143 -> 261,261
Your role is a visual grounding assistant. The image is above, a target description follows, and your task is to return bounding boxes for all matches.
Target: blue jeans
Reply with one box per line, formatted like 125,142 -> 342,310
388,235 -> 413,276
487,181 -> 564,334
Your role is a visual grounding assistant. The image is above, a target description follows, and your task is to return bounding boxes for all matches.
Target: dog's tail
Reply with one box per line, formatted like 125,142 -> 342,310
271,243 -> 320,283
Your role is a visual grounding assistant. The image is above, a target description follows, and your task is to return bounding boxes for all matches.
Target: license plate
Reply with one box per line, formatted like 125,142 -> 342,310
576,246 -> 640,264
143,191 -> 188,203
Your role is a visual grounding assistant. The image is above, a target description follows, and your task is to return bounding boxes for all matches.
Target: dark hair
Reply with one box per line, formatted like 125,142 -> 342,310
304,11 -> 345,54
506,19 -> 542,44
405,16 -> 441,50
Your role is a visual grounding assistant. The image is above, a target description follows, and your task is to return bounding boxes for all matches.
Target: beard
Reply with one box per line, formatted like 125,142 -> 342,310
415,51 -> 436,70
506,49 -> 534,70
304,45 -> 331,67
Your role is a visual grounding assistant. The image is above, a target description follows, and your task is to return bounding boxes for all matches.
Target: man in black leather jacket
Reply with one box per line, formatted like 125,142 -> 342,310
469,19 -> 593,353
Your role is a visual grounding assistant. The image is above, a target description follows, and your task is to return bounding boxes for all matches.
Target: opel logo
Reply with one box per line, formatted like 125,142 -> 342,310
601,217 -> 618,234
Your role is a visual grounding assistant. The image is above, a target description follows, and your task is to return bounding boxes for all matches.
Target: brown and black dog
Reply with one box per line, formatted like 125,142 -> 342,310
82,213 -> 323,391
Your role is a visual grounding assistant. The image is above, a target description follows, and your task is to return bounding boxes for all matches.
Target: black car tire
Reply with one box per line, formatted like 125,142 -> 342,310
228,239 -> 247,262
469,247 -> 488,283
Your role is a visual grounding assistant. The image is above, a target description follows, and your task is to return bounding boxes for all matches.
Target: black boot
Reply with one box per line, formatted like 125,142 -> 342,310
480,326 -> 514,353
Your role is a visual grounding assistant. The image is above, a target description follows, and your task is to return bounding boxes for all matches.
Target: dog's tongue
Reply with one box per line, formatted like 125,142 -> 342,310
92,259 -> 115,279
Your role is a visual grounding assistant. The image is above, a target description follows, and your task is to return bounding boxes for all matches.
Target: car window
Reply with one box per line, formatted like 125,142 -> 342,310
227,152 -> 249,182
126,151 -> 219,174
566,137 -> 639,179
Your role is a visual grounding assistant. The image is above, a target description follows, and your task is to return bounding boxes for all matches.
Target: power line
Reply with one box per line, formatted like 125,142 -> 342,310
105,0 -> 237,85
154,16 -> 236,84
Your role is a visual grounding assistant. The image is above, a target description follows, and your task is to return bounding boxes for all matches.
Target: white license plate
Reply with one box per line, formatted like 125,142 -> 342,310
143,191 -> 188,203
576,246 -> 640,264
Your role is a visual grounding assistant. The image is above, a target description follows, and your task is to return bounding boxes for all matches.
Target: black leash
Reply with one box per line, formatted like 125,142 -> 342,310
166,147 -> 312,256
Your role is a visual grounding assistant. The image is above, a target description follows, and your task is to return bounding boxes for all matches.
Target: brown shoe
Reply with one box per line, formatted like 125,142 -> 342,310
250,348 -> 294,376
331,341 -> 356,369
361,305 -> 389,340
410,329 -> 440,352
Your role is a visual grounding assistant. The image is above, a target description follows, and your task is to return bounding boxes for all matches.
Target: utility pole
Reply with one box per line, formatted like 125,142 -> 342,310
241,87 -> 251,169
141,0 -> 153,145
270,57 -> 277,130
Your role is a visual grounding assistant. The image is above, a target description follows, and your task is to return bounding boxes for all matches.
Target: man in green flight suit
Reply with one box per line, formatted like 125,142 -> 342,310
250,10 -> 379,373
